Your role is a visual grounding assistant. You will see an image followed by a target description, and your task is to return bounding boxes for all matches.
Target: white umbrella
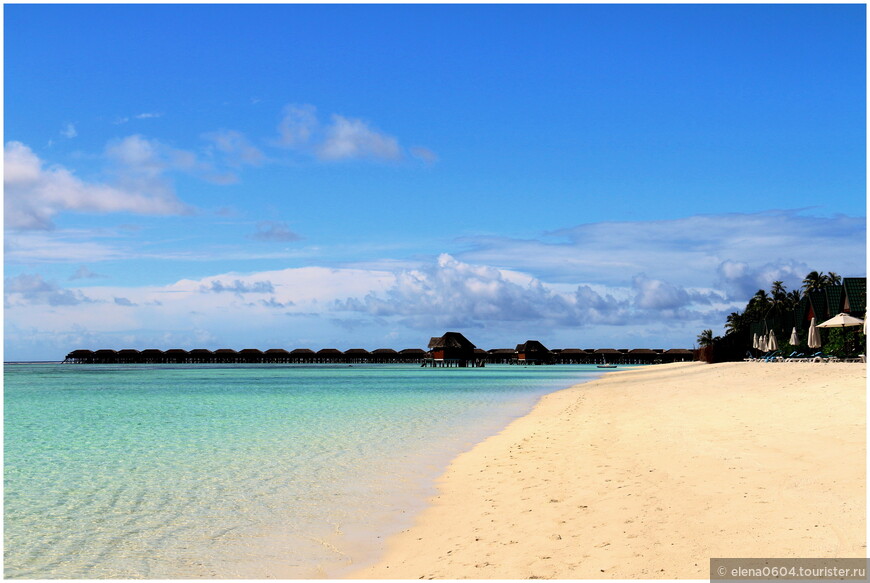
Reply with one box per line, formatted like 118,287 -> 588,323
789,327 -> 799,346
807,317 -> 822,349
817,312 -> 865,328
767,330 -> 779,352
752,333 -> 759,350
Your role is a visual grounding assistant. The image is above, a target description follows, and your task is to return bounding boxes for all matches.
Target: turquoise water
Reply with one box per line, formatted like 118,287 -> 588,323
5,363 -> 606,578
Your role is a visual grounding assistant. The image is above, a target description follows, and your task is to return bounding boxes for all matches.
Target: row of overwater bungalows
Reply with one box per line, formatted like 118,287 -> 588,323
64,334 -> 695,365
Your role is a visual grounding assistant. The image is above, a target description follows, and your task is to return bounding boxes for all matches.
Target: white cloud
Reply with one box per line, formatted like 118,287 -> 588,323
202,129 -> 265,167
459,211 -> 866,290
317,114 -> 401,161
4,141 -> 190,230
277,104 -> 318,147
5,273 -> 96,307
250,220 -> 302,242
60,123 -> 77,138
70,265 -> 106,280
275,104 -> 415,162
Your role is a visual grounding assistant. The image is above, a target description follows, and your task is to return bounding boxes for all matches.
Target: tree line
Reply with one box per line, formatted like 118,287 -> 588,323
697,271 -> 841,347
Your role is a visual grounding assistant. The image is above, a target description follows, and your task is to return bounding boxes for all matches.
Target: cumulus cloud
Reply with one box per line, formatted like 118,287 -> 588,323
338,254 -> 631,329
4,141 -> 190,230
249,220 -> 302,242
459,211 -> 866,289
60,123 -> 77,139
70,265 -> 106,280
199,279 -> 275,294
5,273 -> 95,307
275,103 -> 416,162
202,129 -> 265,167
317,115 -> 401,161
277,104 -> 318,147
715,260 -> 810,300
114,297 -> 137,306
410,146 -> 438,164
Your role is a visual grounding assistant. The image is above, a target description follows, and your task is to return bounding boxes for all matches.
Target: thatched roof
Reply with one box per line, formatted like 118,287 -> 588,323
344,348 -> 371,355
164,349 -> 189,356
594,348 -> 621,354
95,349 -> 118,356
560,348 -> 588,354
488,348 -> 516,354
290,348 -> 316,355
428,332 -> 476,350
141,349 -> 165,357
316,348 -> 343,355
664,348 -> 693,354
399,348 -> 426,355
516,340 -> 549,353
265,348 -> 290,355
372,348 -> 398,355
628,348 -> 657,355
239,348 -> 264,356
214,348 -> 238,355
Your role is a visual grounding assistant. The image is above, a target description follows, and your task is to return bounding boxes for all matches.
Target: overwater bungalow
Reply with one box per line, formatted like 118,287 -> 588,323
371,348 -> 398,363
594,348 -> 621,365
628,348 -> 658,364
487,348 -> 517,364
141,349 -> 165,363
94,349 -> 119,363
290,348 -> 316,363
265,348 -> 291,363
316,348 -> 343,363
516,340 -> 552,365
425,332 -> 483,367
398,348 -> 427,362
556,348 -> 590,364
189,349 -> 214,363
239,348 -> 264,363
164,349 -> 190,363
344,348 -> 371,363
214,348 -> 239,363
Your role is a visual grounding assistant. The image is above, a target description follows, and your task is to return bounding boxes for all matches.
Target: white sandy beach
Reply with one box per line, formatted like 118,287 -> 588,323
350,361 -> 866,579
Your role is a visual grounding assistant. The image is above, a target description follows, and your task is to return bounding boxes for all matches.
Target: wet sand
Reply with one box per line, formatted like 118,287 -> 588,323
349,361 -> 866,579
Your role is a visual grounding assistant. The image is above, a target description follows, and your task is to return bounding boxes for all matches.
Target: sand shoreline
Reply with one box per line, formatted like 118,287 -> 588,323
349,361 -> 866,579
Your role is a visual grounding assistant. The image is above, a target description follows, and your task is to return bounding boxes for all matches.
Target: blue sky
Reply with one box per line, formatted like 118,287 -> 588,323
4,4 -> 866,361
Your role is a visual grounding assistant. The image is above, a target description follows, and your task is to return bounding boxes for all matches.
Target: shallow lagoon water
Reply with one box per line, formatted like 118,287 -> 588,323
5,363 -> 607,578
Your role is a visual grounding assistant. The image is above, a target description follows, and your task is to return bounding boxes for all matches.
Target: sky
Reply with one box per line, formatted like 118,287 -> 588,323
4,3 -> 867,361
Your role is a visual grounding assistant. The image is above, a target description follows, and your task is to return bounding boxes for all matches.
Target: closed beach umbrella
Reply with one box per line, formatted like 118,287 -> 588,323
789,327 -> 799,346
807,317 -> 822,349
767,330 -> 778,352
817,312 -> 865,328
753,333 -> 760,350
758,335 -> 767,353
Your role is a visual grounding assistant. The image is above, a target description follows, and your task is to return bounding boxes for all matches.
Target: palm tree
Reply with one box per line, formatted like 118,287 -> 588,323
770,281 -> 787,302
697,329 -> 714,347
802,271 -> 827,296
827,272 -> 842,285
786,289 -> 801,308
725,312 -> 745,335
